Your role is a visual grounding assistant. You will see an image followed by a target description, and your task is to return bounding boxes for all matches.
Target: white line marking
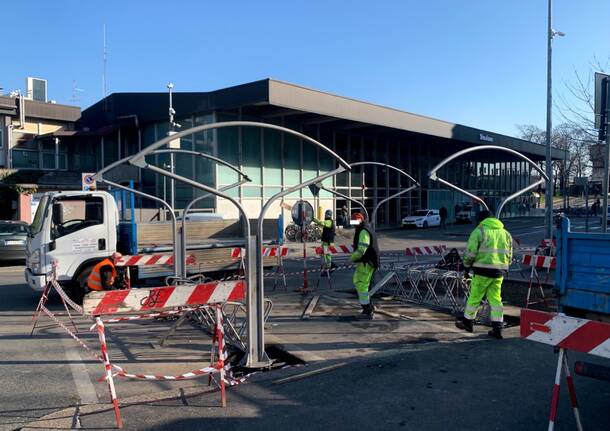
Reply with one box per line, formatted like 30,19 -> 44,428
61,336 -> 99,404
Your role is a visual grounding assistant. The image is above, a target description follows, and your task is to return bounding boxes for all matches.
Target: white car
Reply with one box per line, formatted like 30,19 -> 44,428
402,209 -> 441,228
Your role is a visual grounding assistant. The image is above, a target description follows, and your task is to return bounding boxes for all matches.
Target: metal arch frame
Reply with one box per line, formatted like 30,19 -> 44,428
320,186 -> 369,221
124,121 -> 350,368
93,149 -> 250,279
349,162 -> 421,230
179,179 -> 249,277
102,178 -> 180,276
428,145 -> 549,219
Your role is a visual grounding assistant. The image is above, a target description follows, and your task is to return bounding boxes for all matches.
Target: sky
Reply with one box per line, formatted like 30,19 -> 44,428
2,0 -> 609,137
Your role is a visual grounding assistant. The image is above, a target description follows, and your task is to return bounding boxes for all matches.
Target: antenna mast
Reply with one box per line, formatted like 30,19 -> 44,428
102,24 -> 107,99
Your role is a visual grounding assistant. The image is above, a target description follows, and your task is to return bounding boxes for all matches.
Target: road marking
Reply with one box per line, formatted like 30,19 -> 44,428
61,336 -> 99,405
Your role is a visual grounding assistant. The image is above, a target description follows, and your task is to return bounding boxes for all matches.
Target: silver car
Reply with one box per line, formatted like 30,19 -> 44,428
0,221 -> 28,261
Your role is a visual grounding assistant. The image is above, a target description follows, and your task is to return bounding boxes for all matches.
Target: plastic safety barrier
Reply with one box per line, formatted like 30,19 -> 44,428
115,253 -> 196,267
520,309 -> 610,430
521,254 -> 557,269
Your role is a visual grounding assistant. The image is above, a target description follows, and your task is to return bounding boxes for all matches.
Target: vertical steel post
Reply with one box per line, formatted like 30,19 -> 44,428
602,78 -> 610,233
544,0 -> 554,239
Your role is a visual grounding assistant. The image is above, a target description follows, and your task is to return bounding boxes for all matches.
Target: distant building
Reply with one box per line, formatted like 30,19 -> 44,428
0,93 -> 80,221
1,78 -> 564,225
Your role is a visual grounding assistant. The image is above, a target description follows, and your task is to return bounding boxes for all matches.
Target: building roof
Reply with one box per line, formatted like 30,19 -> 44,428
81,78 -> 563,159
0,95 -> 80,122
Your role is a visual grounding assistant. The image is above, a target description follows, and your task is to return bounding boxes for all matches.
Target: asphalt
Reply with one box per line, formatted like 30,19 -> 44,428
1,217 -> 609,430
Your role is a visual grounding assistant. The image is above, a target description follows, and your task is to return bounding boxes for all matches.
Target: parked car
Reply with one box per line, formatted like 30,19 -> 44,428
0,221 -> 28,261
401,209 -> 441,228
455,203 -> 474,224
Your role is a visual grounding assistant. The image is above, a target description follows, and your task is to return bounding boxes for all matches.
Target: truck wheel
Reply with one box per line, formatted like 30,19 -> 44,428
72,265 -> 94,304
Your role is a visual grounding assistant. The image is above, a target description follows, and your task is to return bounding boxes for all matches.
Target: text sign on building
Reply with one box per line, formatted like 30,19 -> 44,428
82,173 -> 97,191
479,133 -> 494,143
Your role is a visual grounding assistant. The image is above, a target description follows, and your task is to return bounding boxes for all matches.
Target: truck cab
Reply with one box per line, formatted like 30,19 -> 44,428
25,191 -> 119,293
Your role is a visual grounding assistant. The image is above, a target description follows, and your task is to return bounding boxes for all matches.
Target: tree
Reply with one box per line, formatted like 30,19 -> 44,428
516,123 -> 591,203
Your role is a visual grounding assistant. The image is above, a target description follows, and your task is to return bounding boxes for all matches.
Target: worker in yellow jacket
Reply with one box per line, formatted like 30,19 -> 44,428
350,213 -> 379,319
456,210 -> 513,339
313,209 -> 337,270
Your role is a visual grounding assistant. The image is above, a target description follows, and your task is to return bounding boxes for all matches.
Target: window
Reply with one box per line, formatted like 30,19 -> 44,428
264,130 -> 282,186
51,196 -> 104,240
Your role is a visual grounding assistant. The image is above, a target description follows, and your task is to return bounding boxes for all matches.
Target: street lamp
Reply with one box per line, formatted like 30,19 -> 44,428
544,0 -> 565,238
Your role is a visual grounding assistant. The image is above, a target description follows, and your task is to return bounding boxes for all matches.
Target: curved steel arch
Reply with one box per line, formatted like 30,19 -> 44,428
126,121 -> 351,170
123,121 -> 350,367
350,161 -> 420,230
428,145 -> 549,219
93,148 -> 250,280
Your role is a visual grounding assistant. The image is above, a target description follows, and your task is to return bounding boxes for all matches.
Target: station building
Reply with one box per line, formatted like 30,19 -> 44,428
2,78 -> 563,226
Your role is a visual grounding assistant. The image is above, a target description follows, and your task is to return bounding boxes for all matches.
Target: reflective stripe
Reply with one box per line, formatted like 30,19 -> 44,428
478,248 -> 510,255
472,262 -> 509,270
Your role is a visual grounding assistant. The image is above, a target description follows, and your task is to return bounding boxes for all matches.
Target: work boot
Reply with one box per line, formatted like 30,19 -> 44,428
359,304 -> 375,320
455,317 -> 474,333
488,322 -> 503,339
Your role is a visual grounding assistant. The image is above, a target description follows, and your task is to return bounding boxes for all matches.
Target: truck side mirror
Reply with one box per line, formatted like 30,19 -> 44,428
52,203 -> 64,225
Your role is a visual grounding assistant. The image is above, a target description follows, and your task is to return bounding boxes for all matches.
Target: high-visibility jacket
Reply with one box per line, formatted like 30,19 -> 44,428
313,217 -> 335,243
351,222 -> 379,269
87,258 -> 116,291
463,217 -> 513,277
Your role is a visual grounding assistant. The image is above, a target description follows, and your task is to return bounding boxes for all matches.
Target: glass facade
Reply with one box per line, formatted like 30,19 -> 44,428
92,107 -> 541,224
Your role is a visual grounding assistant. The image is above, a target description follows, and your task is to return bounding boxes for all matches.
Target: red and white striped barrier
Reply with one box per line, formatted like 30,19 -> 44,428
313,244 -> 354,255
521,254 -> 556,270
83,280 -> 246,315
115,254 -> 196,267
520,309 -> 610,430
540,238 -> 557,248
405,245 -> 447,257
231,246 -> 289,259
521,309 -> 610,358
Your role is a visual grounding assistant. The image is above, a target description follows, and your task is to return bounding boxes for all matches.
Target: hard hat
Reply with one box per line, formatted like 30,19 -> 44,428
111,252 -> 123,262
324,209 -> 333,218
351,212 -> 365,222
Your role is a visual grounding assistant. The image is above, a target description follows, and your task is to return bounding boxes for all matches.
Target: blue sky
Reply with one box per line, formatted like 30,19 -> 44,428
2,1 -> 609,136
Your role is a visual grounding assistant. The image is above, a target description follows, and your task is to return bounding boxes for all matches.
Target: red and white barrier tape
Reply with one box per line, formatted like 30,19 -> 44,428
231,246 -> 289,259
313,244 -> 354,255
521,255 -> 556,269
405,245 -> 447,256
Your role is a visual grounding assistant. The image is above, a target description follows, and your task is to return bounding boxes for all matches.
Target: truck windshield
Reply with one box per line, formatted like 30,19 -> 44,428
30,195 -> 49,236
51,196 -> 104,239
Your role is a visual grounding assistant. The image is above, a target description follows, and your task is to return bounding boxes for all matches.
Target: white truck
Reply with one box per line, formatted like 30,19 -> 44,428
25,190 -> 260,297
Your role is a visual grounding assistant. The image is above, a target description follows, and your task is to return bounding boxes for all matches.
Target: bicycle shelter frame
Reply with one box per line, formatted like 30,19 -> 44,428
93,149 -> 249,279
428,145 -> 549,219
349,162 -> 420,230
123,121 -> 350,367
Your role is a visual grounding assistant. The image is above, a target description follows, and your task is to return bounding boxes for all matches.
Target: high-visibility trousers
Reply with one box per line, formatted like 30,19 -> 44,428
321,241 -> 333,267
353,262 -> 375,305
464,274 -> 504,322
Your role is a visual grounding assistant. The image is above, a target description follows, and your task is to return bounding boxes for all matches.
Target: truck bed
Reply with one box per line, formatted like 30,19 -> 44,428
556,217 -> 610,316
